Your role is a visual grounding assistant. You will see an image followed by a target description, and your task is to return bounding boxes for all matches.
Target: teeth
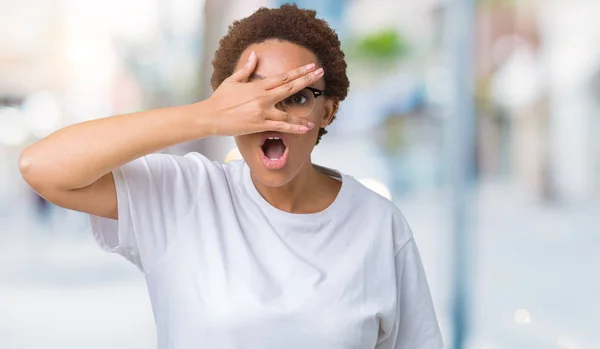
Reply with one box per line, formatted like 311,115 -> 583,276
269,158 -> 279,161
267,137 -> 280,140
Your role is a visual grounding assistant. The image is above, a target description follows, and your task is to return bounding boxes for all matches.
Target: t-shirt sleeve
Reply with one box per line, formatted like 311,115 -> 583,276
89,153 -> 209,272
376,238 -> 444,349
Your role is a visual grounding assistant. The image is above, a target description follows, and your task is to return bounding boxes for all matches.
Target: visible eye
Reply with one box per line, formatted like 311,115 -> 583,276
284,91 -> 309,106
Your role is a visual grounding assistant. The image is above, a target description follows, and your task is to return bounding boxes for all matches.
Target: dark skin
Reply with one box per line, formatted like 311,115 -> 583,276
19,40 -> 329,220
234,40 -> 342,214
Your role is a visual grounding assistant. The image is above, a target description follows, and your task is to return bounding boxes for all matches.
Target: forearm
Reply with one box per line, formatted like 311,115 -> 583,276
19,102 -> 211,191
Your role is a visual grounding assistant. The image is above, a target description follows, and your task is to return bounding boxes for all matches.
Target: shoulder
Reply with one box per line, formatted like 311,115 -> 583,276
122,152 -> 243,193
180,152 -> 224,172
344,175 -> 391,208
171,152 -> 243,182
344,175 -> 414,253
125,152 -> 223,176
179,153 -> 249,193
182,152 -> 245,173
343,175 -> 398,217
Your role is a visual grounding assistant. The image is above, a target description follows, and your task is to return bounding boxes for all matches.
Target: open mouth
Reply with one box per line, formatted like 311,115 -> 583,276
260,136 -> 289,169
262,137 -> 286,160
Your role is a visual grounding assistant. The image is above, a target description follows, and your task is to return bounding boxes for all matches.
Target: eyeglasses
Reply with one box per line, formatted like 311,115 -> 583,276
278,87 -> 326,117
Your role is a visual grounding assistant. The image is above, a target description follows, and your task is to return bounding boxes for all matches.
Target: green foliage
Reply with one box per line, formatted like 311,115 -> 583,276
352,29 -> 409,62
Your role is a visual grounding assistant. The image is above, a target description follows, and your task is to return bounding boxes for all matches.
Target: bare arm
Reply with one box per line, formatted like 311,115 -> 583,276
19,105 -> 208,219
19,52 -> 323,219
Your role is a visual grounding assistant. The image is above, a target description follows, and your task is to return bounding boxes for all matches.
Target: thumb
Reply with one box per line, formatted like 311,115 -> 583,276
230,51 -> 257,83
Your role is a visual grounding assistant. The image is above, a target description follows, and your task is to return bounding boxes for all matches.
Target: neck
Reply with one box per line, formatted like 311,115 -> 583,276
251,160 -> 340,214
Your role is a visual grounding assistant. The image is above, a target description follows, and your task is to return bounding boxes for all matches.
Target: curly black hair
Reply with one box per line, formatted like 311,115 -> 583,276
211,3 -> 349,144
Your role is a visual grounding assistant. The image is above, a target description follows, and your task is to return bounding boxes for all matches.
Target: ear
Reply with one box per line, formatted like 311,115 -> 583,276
320,97 -> 339,127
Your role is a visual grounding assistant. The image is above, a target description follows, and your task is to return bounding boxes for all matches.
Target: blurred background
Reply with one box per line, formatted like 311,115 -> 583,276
1,0 -> 599,348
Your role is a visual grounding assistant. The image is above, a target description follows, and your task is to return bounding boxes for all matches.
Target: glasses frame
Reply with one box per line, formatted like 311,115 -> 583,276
280,87 -> 327,117
303,87 -> 326,98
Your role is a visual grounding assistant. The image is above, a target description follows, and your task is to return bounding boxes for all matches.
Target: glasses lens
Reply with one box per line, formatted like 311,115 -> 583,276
281,89 -> 315,117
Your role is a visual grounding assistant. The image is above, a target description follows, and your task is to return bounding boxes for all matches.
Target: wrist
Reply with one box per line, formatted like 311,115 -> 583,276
184,100 -> 217,138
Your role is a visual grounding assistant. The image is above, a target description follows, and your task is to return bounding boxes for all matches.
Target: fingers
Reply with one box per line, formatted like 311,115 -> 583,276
262,110 -> 316,134
263,120 -> 312,134
260,63 -> 317,90
228,51 -> 257,83
267,68 -> 324,102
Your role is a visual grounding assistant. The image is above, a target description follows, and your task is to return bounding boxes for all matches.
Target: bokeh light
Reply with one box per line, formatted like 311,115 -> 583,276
225,147 -> 243,163
514,309 -> 532,325
0,107 -> 28,146
22,92 -> 62,138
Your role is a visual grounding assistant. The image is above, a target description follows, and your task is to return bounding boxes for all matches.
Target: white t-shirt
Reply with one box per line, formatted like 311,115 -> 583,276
90,152 -> 443,349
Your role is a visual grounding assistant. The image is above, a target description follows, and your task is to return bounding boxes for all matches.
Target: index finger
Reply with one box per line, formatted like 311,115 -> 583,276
260,63 -> 317,90
267,68 -> 324,102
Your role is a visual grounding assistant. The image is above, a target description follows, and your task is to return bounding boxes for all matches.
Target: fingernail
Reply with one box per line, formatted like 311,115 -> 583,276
248,51 -> 255,61
299,125 -> 309,132
307,121 -> 315,129
313,68 -> 324,76
305,63 -> 316,71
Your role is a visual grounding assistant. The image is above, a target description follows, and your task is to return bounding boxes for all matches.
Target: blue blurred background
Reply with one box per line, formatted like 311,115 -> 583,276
1,0 -> 599,348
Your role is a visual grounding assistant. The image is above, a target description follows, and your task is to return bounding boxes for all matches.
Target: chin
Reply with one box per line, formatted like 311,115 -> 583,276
248,162 -> 297,188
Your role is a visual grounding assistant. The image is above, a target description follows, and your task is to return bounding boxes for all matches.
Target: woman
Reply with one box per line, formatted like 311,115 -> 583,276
19,4 -> 442,349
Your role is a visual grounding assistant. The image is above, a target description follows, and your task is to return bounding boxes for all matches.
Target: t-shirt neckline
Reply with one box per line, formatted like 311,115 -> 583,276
242,161 -> 351,222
